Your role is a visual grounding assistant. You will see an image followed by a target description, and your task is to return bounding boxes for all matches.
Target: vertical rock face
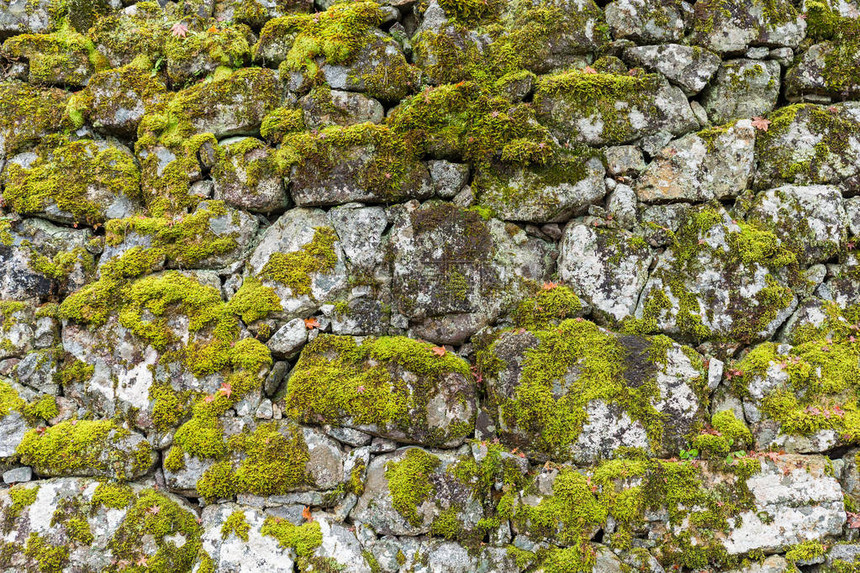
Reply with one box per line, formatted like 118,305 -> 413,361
2,0 -> 860,571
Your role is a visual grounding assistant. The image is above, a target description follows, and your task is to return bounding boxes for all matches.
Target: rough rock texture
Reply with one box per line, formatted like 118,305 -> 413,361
1,0 -> 860,571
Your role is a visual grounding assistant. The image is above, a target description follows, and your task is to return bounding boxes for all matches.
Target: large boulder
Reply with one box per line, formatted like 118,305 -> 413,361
479,318 -> 708,463
389,201 -> 553,344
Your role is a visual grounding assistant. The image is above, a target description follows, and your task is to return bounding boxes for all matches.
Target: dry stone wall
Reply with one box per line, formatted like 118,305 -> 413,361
0,0 -> 859,570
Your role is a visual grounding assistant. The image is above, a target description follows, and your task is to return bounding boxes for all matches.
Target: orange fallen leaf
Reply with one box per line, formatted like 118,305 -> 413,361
542,282 -> 558,290
583,66 -> 597,74
431,346 -> 446,357
304,317 -> 320,329
751,116 -> 770,131
302,506 -> 313,522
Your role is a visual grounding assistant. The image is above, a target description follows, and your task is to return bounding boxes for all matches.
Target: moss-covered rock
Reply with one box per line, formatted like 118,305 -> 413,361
2,26 -> 105,87
473,153 -> 606,223
351,447 -> 485,537
389,201 -> 553,344
2,137 -> 141,225
17,419 -> 155,479
533,69 -> 697,146
284,123 -> 432,206
85,61 -> 167,137
701,59 -> 781,124
88,2 -> 168,67
164,23 -> 252,85
754,103 -> 860,189
636,120 -> 756,203
632,205 -> 799,345
284,334 -> 476,447
247,207 -> 347,318
212,137 -> 286,213
746,184 -> 847,265
0,80 -> 70,159
691,0 -> 806,54
479,318 -> 708,462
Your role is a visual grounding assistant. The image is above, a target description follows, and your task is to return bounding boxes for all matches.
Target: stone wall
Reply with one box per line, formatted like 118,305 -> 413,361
0,0 -> 859,570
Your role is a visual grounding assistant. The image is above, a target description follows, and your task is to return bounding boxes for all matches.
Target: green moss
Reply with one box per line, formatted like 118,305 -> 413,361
196,421 -> 312,499
260,227 -> 337,296
734,337 -> 860,440
386,82 -> 556,168
16,419 -> 152,480
104,201 -> 241,267
785,540 -> 827,562
0,81 -> 70,156
5,484 -> 40,532
626,206 -> 798,344
278,122 -> 427,200
385,448 -> 441,526
256,1 -> 382,80
92,482 -> 133,509
164,24 -> 252,84
284,334 -> 473,445
511,284 -> 582,329
21,395 -> 59,424
756,104 -> 860,188
260,106 -> 304,144
107,488 -> 203,570
0,380 -> 24,418
2,24 -> 106,86
87,5 -> 167,66
221,510 -> 250,541
3,137 -> 140,225
260,517 -> 322,556
24,532 -> 69,573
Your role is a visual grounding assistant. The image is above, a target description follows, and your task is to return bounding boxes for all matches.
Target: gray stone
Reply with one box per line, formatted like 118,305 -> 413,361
266,318 -> 307,359
351,447 -> 484,536
604,145 -> 646,176
702,59 -> 781,124
605,0 -> 688,43
300,89 -> 385,129
482,324 -> 707,463
389,201 -> 552,344
558,223 -> 653,323
475,157 -> 606,223
3,465 -> 31,483
327,203 -> 388,272
428,160 -> 469,198
636,120 -> 756,203
624,44 -> 721,95
212,137 -> 288,213
606,183 -> 638,229
747,185 -> 847,264
248,208 -> 349,319
635,206 -> 797,343
691,0 -> 806,54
